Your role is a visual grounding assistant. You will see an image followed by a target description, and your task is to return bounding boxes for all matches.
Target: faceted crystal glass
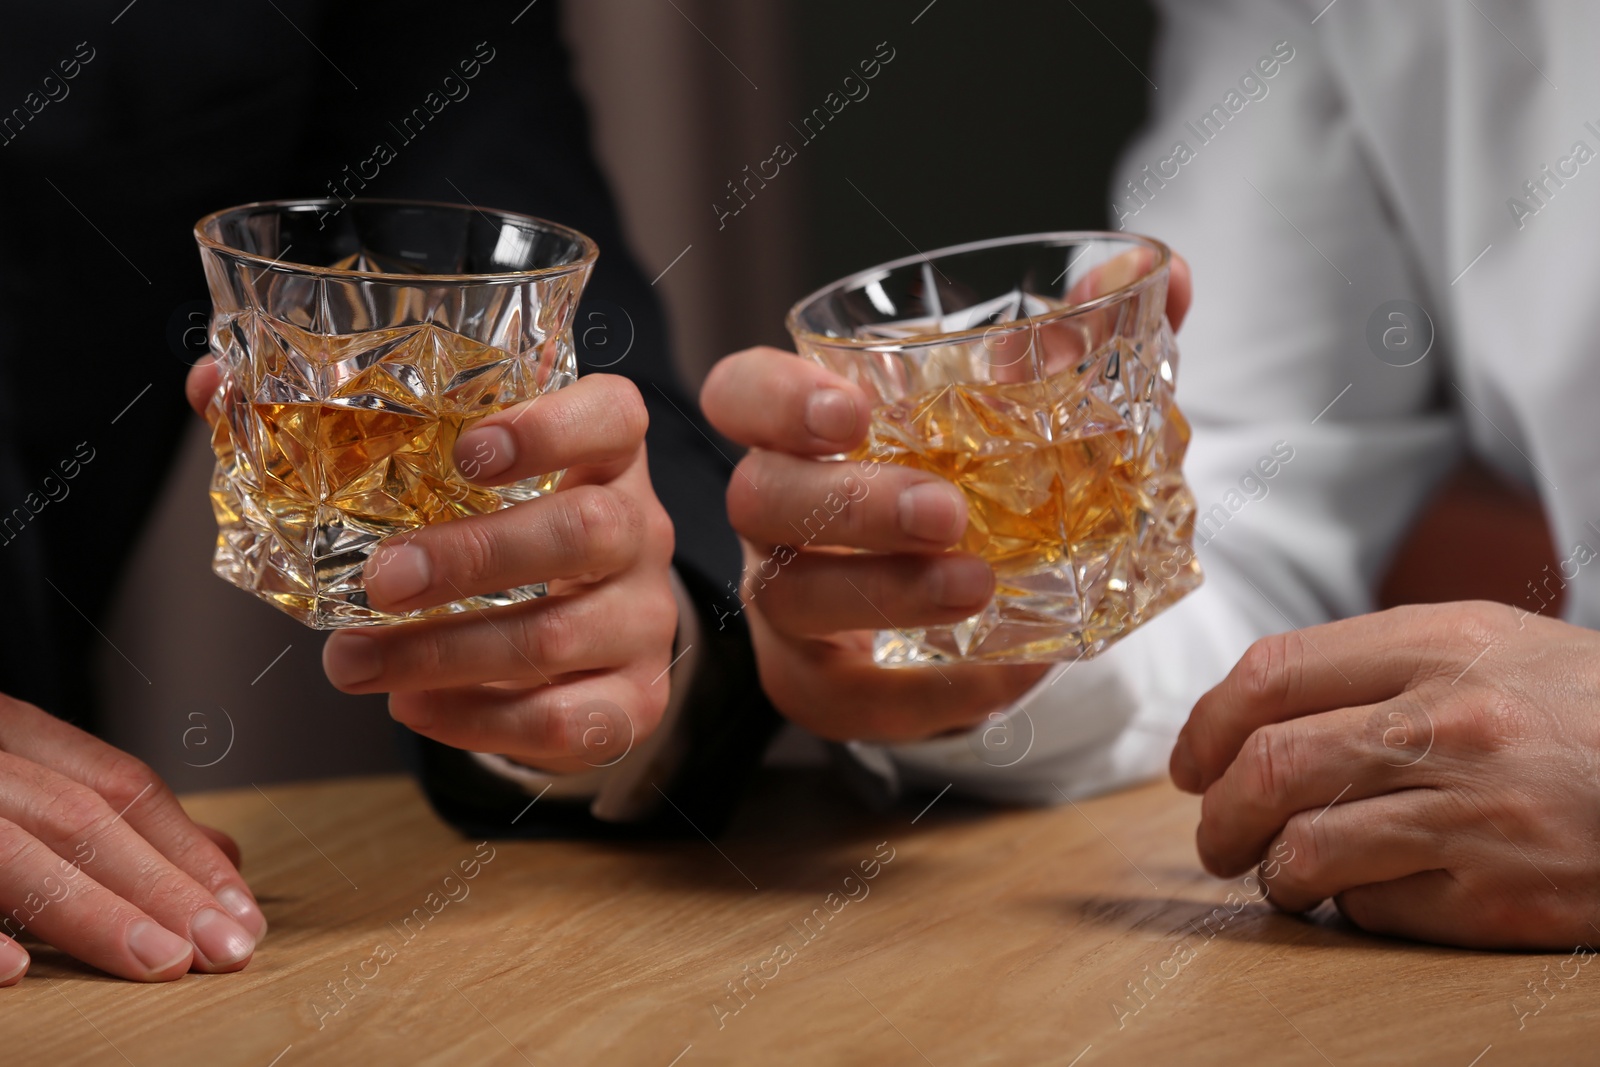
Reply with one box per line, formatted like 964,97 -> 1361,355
194,199 -> 594,629
788,232 -> 1201,666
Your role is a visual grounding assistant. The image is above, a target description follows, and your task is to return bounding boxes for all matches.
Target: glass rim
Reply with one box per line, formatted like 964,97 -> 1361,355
193,196 -> 600,284
786,230 -> 1171,351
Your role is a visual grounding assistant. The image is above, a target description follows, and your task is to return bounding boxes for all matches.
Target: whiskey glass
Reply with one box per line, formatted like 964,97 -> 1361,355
787,232 -> 1201,666
194,198 -> 594,629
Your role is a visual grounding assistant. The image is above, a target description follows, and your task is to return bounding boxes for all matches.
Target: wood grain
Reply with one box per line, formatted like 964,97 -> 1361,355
7,772 -> 1595,1066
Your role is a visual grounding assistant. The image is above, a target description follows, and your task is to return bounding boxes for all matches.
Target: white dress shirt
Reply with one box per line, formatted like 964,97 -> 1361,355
490,0 -> 1600,816
852,0 -> 1600,803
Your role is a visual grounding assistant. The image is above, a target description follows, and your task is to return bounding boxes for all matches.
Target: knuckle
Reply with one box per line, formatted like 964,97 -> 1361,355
95,754 -> 160,812
122,859 -> 194,913
1455,600 -> 1509,644
641,588 -> 680,651
524,600 -> 582,668
830,481 -> 871,541
535,695 -> 588,755
611,380 -> 649,443
1373,697 -> 1435,767
448,518 -> 501,587
0,819 -> 42,871
401,628 -> 450,684
562,485 -> 635,564
43,783 -> 116,846
644,500 -> 676,565
621,685 -> 667,740
1452,691 -> 1529,755
569,697 -> 638,761
160,829 -> 226,879
1242,725 -> 1298,809
1235,633 -> 1292,710
1412,601 -> 1505,678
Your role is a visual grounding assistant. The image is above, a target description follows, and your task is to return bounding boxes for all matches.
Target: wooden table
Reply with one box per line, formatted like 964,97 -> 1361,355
9,771 -> 1595,1065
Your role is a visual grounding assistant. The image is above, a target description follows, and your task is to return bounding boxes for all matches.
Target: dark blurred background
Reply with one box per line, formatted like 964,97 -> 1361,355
571,0 -> 1155,381
793,1 -> 1155,296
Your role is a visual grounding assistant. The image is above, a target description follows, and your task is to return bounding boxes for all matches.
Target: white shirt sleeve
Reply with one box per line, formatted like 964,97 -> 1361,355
846,0 -> 1462,803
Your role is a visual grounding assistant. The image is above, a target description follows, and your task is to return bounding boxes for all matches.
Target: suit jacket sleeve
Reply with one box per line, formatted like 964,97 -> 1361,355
299,0 -> 778,838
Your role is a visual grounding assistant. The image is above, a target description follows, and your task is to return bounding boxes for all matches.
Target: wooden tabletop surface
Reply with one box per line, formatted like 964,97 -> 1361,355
7,770 -> 1595,1066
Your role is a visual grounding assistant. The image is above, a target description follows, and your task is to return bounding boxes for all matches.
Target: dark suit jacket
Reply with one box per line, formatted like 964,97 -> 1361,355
0,0 -> 774,838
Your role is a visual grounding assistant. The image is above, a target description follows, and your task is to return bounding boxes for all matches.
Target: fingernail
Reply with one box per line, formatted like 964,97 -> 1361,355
128,919 -> 192,973
323,633 -> 384,689
190,907 -> 256,969
0,936 -> 27,983
216,886 -> 268,939
931,556 -> 993,609
455,424 -> 515,481
899,482 -> 966,543
364,543 -> 431,604
805,388 -> 858,444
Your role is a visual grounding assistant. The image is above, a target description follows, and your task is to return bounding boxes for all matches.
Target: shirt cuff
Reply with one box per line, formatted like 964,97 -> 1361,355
467,567 -> 704,822
829,606 -> 1197,806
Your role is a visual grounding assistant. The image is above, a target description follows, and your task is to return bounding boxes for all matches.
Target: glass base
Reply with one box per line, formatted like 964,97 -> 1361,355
873,563 -> 1202,666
